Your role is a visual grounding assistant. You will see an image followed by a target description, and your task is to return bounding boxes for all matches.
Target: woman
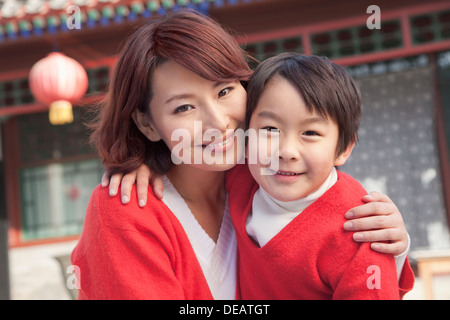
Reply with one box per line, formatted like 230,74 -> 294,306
72,9 -> 410,300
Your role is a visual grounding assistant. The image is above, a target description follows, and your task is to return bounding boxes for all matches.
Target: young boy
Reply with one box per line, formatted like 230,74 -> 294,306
226,52 -> 414,299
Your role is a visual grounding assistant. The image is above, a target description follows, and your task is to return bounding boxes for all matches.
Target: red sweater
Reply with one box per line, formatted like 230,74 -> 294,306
71,184 -> 213,300
226,165 -> 414,300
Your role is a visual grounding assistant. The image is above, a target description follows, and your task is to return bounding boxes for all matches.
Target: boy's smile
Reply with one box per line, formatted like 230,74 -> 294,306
247,75 -> 354,202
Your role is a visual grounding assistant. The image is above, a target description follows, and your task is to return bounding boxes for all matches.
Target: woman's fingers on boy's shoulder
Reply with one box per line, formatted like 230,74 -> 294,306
151,175 -> 164,201
370,240 -> 408,255
345,201 -> 397,220
136,166 -> 151,206
103,165 -> 162,207
108,172 -> 124,197
120,171 -> 138,204
344,215 -> 393,232
362,191 -> 393,203
351,227 -> 401,243
101,172 -> 109,188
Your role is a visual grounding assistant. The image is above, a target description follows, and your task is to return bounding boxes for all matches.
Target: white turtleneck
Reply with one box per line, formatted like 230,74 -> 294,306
246,168 -> 338,248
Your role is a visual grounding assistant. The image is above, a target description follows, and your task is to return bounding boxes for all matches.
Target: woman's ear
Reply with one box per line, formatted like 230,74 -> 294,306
334,139 -> 356,167
132,110 -> 162,142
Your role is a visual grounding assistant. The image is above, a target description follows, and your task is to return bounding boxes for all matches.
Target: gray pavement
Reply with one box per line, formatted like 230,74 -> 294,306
9,240 -> 77,300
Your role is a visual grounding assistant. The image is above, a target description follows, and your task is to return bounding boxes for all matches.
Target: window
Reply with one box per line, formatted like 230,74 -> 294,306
16,107 -> 103,241
20,159 -> 103,240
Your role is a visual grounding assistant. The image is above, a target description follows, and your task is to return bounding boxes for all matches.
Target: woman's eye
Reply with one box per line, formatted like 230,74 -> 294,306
218,87 -> 232,98
174,105 -> 193,114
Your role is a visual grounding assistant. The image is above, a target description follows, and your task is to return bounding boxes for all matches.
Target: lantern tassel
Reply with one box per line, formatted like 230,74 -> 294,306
49,100 -> 74,125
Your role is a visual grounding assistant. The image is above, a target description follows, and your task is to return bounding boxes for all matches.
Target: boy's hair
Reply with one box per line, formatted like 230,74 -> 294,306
90,9 -> 253,177
245,52 -> 361,157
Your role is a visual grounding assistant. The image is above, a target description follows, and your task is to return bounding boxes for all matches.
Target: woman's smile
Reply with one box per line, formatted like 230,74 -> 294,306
201,130 -> 237,152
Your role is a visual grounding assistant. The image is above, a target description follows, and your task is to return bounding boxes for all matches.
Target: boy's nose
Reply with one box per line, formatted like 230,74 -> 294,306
278,136 -> 301,161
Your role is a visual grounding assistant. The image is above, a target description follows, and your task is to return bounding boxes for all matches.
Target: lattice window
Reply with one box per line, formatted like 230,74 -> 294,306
20,158 -> 103,240
244,36 -> 303,66
311,20 -> 403,59
15,103 -> 103,241
411,10 -> 450,45
17,108 -> 96,164
86,66 -> 110,94
0,78 -> 34,108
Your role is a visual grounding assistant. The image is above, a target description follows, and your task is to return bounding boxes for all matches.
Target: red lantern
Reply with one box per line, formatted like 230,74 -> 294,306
29,52 -> 88,125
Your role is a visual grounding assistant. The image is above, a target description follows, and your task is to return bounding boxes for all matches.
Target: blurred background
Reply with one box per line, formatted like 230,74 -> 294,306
0,0 -> 450,300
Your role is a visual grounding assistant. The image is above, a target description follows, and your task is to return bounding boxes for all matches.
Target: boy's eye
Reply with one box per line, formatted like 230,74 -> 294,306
218,87 -> 232,98
174,105 -> 193,114
262,126 -> 280,133
303,130 -> 319,136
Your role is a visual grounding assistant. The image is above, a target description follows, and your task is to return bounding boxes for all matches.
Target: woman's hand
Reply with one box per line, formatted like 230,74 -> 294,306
343,191 -> 409,256
101,164 -> 164,207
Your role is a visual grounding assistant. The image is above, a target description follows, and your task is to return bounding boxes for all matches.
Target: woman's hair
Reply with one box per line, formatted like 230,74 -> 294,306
245,52 -> 361,157
90,9 -> 253,176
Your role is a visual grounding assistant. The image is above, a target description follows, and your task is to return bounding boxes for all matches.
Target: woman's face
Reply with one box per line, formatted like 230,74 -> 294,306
137,60 -> 247,172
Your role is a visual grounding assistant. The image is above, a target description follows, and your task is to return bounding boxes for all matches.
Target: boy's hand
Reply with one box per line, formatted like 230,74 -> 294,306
101,164 -> 164,207
343,191 -> 408,256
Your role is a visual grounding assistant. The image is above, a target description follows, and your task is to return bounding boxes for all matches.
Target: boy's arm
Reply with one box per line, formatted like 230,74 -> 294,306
330,243 -> 414,300
344,191 -> 409,255
344,191 -> 414,287
394,233 -> 410,280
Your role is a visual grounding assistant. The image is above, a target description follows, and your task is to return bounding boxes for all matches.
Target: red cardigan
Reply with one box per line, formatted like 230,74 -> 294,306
226,165 -> 414,300
71,184 -> 213,300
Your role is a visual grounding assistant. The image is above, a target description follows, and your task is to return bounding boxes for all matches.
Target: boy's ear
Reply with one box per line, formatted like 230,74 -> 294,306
334,139 -> 356,167
132,110 -> 162,142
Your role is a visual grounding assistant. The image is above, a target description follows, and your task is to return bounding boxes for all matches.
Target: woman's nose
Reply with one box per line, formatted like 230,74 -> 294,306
202,102 -> 230,132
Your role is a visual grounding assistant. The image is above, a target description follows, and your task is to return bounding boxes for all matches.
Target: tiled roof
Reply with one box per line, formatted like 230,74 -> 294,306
1,0 -> 126,19
0,0 -> 259,42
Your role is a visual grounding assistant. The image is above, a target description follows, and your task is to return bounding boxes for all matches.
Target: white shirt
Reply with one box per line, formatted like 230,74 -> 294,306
246,168 -> 338,247
161,176 -> 237,300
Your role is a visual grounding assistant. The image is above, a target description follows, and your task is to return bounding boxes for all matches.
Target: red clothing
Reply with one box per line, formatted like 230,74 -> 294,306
226,164 -> 414,300
71,184 -> 213,300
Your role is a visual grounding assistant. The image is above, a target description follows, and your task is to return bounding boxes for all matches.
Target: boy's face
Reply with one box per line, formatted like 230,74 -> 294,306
247,75 -> 354,202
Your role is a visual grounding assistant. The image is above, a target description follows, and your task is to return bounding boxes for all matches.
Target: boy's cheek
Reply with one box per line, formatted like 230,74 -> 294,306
247,163 -> 263,185
246,132 -> 280,176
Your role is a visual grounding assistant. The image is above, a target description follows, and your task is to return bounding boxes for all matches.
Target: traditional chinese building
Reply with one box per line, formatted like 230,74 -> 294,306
1,0 -> 449,255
